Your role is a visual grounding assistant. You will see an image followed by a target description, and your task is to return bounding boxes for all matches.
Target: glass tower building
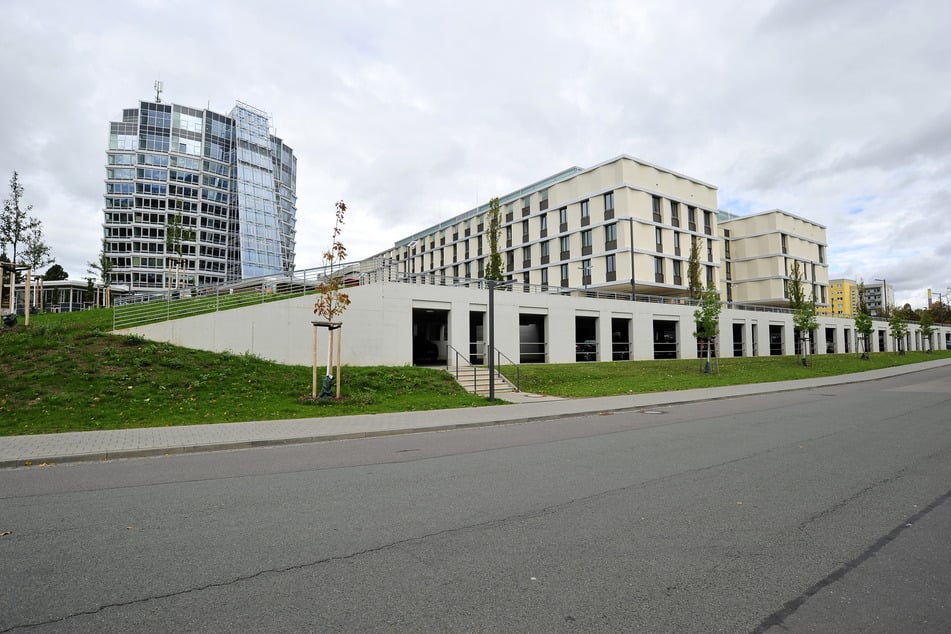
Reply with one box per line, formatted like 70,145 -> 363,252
103,98 -> 297,292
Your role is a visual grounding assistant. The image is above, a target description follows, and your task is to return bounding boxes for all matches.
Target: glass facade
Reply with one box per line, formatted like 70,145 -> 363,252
102,99 -> 296,292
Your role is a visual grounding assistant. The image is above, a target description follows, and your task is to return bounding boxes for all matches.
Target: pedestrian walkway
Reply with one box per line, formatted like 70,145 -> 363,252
2,359 -> 949,468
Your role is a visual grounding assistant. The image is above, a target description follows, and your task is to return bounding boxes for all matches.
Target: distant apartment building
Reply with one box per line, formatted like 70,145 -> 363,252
103,97 -> 297,292
863,280 -> 894,316
718,210 -> 829,307
819,278 -> 860,317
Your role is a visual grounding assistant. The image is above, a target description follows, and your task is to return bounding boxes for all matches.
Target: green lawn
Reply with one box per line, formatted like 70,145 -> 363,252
1,309 -> 947,435
505,350 -> 951,398
0,309 -> 490,436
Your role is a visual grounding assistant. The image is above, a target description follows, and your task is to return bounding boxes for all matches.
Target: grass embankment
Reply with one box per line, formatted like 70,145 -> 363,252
1,309 -> 948,436
509,350 -> 951,398
0,310 -> 489,436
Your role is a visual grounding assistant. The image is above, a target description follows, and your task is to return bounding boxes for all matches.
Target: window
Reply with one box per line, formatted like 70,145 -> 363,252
703,210 -> 712,234
818,245 -> 825,264
655,227 -> 663,252
673,260 -> 682,286
560,263 -> 570,285
674,231 -> 681,256
540,240 -> 550,257
605,223 -> 617,242
560,235 -> 570,258
654,256 -> 665,283
581,230 -> 593,248
606,254 -> 616,274
539,189 -> 549,211
706,265 -> 714,286
670,201 -> 680,227
707,239 -> 713,262
604,191 -> 614,211
539,214 -> 547,232
652,196 -> 662,222
688,207 -> 697,231
522,219 -> 530,242
559,207 -> 568,226
541,268 -> 549,286
581,200 -> 590,219
781,233 -> 788,254
521,195 -> 531,215
522,245 -> 532,265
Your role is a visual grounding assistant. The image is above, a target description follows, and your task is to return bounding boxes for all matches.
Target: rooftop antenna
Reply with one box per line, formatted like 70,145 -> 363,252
154,80 -> 164,103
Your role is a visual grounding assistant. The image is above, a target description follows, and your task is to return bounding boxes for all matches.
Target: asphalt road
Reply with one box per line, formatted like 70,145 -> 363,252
2,365 -> 950,632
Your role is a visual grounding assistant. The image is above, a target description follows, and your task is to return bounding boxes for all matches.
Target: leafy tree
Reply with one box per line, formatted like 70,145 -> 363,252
43,264 -> 69,281
930,301 -> 950,324
23,221 -> 53,272
854,282 -> 873,360
693,284 -> 721,374
894,303 -> 917,321
485,197 -> 504,281
87,240 -> 114,308
919,310 -> 935,352
687,236 -> 703,300
793,296 -> 819,366
788,261 -> 805,309
1,171 -> 39,267
313,201 -> 351,398
888,308 -> 909,355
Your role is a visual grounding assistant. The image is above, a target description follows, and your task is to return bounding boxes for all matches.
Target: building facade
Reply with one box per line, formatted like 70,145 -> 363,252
104,98 -> 297,292
719,210 -> 829,307
863,280 -> 894,316
376,156 -> 829,310
377,155 -> 723,300
820,278 -> 860,317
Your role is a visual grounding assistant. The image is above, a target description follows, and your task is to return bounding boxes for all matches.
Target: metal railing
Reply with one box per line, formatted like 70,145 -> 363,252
446,342 -> 520,392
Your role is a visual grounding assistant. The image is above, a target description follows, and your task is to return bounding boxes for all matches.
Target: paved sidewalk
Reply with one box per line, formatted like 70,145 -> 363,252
3,359 -> 949,468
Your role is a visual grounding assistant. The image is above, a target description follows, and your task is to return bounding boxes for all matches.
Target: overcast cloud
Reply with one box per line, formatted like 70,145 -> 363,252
2,0 -> 949,307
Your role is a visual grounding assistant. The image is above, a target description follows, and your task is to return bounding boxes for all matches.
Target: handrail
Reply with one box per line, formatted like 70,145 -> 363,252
494,348 -> 521,392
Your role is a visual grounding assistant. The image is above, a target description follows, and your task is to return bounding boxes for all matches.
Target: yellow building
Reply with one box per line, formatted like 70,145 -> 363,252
820,278 -> 859,317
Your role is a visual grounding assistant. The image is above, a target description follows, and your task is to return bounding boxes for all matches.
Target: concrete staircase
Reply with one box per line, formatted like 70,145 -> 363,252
448,365 -> 518,397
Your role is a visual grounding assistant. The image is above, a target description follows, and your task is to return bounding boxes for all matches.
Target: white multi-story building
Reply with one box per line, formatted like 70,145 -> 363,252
718,210 -> 829,307
377,155 -> 722,299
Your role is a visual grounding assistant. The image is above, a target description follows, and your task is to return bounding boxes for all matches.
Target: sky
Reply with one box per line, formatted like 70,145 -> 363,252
2,0 -> 949,308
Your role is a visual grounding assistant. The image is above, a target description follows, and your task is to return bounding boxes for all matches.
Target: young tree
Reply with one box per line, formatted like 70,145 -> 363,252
787,261 -> 805,309
23,222 -> 53,272
485,197 -> 504,281
87,240 -> 114,308
693,284 -> 721,374
1,171 -> 39,267
165,210 -> 195,289
687,237 -> 703,300
888,309 -> 909,355
919,309 -> 935,353
854,282 -> 873,360
313,200 -> 351,398
793,296 -> 819,366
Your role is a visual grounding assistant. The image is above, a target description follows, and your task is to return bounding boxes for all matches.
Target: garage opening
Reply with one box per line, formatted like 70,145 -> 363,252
469,311 -> 485,364
825,327 -> 836,354
611,317 -> 631,360
412,308 -> 449,366
519,314 -> 547,363
732,323 -> 744,357
769,324 -> 784,355
653,320 -> 678,359
878,329 -> 887,352
575,316 -> 598,361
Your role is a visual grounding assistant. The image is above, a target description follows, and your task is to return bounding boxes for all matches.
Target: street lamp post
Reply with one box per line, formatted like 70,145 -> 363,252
487,278 -> 514,401
874,278 -> 887,317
